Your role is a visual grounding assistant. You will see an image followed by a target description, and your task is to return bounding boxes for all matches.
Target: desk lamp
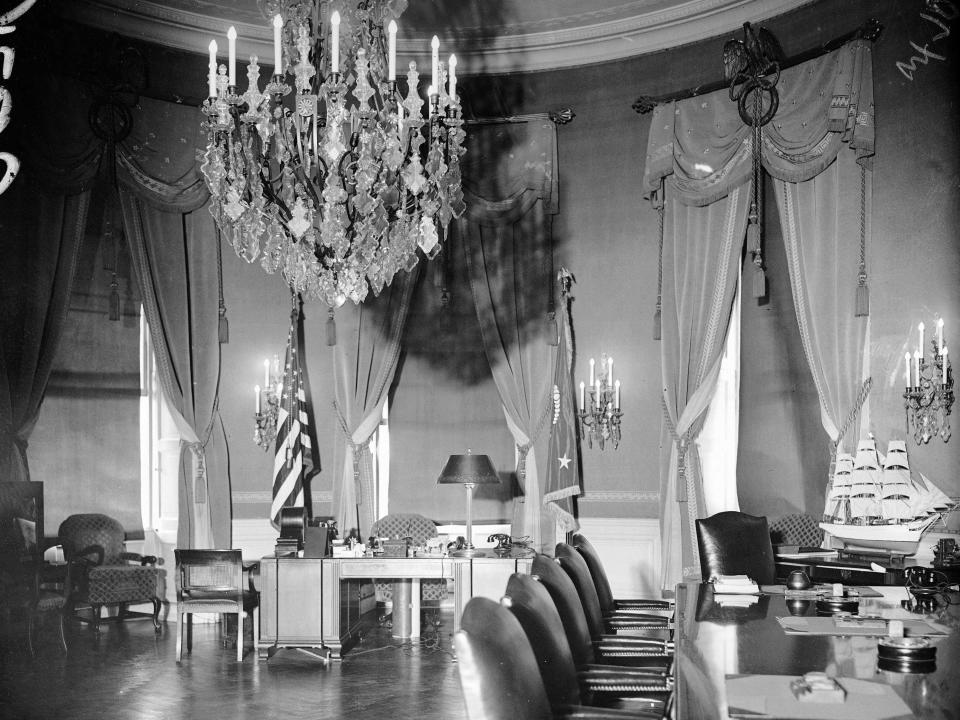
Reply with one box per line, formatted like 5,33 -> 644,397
437,451 -> 500,557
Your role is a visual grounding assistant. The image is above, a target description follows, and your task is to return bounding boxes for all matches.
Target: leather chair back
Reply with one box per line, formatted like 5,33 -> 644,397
502,572 -> 582,707
454,596 -> 553,720
571,532 -> 616,615
530,553 -> 597,667
695,511 -> 776,584
555,542 -> 607,634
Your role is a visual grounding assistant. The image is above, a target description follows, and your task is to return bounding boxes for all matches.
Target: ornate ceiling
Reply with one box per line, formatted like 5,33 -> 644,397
58,0 -> 814,74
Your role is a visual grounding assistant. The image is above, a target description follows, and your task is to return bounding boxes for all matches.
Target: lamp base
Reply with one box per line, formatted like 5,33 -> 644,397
449,545 -> 479,558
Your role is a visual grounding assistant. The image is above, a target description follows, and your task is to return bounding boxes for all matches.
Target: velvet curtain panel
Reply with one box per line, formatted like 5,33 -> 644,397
644,40 -> 875,588
460,117 -> 560,550
0,186 -> 86,484
331,268 -> 418,538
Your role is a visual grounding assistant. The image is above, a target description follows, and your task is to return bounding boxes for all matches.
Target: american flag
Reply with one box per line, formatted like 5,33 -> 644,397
270,301 -> 318,528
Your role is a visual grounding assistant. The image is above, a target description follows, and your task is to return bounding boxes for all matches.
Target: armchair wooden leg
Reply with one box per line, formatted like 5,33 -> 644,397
27,614 -> 35,657
186,612 -> 192,652
92,604 -> 102,635
57,611 -> 68,653
176,612 -> 183,662
151,598 -> 161,632
237,612 -> 244,662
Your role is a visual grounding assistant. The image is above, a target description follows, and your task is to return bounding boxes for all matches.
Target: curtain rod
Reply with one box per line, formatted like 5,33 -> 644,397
632,18 -> 883,114
464,108 -> 575,127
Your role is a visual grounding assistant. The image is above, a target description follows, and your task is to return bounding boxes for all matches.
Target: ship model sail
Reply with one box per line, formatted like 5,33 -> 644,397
820,438 -> 955,555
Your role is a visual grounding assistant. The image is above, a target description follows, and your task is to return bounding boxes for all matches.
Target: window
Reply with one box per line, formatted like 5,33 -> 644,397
139,310 -> 180,543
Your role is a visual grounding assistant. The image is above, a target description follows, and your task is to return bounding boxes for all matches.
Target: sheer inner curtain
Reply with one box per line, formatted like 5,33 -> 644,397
460,117 -> 560,550
644,39 -> 875,589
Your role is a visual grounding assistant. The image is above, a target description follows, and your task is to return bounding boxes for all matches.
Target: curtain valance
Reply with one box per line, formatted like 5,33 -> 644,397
643,40 -> 874,206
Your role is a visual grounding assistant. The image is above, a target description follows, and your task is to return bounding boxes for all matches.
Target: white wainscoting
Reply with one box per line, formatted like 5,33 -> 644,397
575,518 -> 662,600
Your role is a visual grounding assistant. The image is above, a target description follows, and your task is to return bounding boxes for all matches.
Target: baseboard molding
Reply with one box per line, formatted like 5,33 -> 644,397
576,517 -> 662,600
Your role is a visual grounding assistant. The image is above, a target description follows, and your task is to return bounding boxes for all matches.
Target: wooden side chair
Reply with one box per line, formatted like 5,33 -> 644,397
174,549 -> 258,662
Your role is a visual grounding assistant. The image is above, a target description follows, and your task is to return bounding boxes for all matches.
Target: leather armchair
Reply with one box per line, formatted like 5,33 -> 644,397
58,513 -> 161,633
695,511 -> 776,584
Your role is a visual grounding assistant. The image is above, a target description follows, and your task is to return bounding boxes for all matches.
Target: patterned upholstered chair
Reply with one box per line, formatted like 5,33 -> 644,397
58,514 -> 161,633
769,513 -> 824,549
370,513 -> 447,613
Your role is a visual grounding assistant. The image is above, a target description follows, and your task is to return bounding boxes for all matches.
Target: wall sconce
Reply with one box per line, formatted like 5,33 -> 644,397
578,353 -> 622,450
903,319 -> 953,444
254,354 -> 283,450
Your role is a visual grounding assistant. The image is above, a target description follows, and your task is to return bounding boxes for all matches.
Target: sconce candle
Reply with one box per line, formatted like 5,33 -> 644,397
255,384 -> 261,413
905,352 -> 912,387
578,351 -> 623,449
387,19 -> 397,80
904,318 -> 954,444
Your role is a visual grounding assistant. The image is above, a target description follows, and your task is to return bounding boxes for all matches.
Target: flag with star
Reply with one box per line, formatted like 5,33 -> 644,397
544,269 -> 581,533
270,297 -> 319,529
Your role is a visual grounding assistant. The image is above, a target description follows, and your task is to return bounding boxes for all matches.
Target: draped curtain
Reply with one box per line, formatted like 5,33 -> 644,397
1,74 -> 95,485
459,117 -> 559,550
643,40 -> 875,589
0,186 -> 87,484
332,268 -> 418,538
8,67 -> 228,547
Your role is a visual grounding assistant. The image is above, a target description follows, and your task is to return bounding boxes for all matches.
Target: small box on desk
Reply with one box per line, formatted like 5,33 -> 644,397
381,539 -> 408,557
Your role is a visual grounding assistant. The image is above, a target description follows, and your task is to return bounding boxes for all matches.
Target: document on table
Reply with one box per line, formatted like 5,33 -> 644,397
776,615 -> 949,637
726,675 -> 913,719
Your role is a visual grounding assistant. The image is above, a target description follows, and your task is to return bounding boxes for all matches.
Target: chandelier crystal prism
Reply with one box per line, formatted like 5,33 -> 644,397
199,0 -> 466,306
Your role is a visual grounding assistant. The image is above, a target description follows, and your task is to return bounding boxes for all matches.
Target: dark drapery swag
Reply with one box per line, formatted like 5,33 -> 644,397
643,39 -> 874,590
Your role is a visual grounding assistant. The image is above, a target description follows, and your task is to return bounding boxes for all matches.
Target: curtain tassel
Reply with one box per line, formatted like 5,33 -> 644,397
218,307 -> 230,344
546,312 -> 559,346
747,218 -> 766,299
652,303 -> 662,341
326,308 -> 337,346
855,274 -> 870,317
109,273 -> 120,322
753,263 -> 767,299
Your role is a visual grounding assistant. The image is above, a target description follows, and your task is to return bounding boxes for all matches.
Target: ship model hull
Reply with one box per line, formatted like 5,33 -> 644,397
819,515 -> 941,556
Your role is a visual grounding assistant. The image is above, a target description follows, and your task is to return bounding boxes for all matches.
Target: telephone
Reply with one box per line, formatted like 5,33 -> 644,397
488,533 -> 512,554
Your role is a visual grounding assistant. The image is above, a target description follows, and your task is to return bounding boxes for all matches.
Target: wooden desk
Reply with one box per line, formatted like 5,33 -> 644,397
258,551 -> 532,659
673,583 -> 960,719
776,555 -> 960,586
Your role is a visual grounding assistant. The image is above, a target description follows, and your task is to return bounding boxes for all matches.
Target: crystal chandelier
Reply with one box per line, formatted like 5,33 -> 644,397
904,319 -> 953,444
578,353 -> 623,450
200,0 -> 466,306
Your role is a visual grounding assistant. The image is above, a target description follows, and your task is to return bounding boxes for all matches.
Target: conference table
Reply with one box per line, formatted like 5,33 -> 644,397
673,582 -> 960,720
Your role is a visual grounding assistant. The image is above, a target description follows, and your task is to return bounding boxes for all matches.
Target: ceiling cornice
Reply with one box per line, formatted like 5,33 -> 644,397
57,0 -> 816,75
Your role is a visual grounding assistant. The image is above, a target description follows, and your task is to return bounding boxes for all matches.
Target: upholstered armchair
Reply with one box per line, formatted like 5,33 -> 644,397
370,513 -> 447,615
58,513 -> 162,633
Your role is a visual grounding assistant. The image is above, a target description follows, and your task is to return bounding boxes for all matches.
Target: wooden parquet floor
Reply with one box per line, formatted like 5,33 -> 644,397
0,607 -> 467,720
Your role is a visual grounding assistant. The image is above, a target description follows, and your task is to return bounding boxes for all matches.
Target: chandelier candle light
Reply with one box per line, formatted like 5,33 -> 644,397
903,318 -> 954,444
578,353 -> 622,450
200,1 -> 466,307
255,354 -> 284,450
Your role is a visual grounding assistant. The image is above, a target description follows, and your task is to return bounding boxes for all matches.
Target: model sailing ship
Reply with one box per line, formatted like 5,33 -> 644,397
820,438 -> 956,555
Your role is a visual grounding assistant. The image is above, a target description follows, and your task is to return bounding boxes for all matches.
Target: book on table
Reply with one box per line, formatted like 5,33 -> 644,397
712,574 -> 760,595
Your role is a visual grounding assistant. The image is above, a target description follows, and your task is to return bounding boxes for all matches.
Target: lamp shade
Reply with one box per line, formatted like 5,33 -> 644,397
437,454 -> 500,485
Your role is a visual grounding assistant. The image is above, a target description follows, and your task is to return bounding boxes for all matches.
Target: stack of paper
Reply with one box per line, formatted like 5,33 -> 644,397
713,574 -> 760,594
